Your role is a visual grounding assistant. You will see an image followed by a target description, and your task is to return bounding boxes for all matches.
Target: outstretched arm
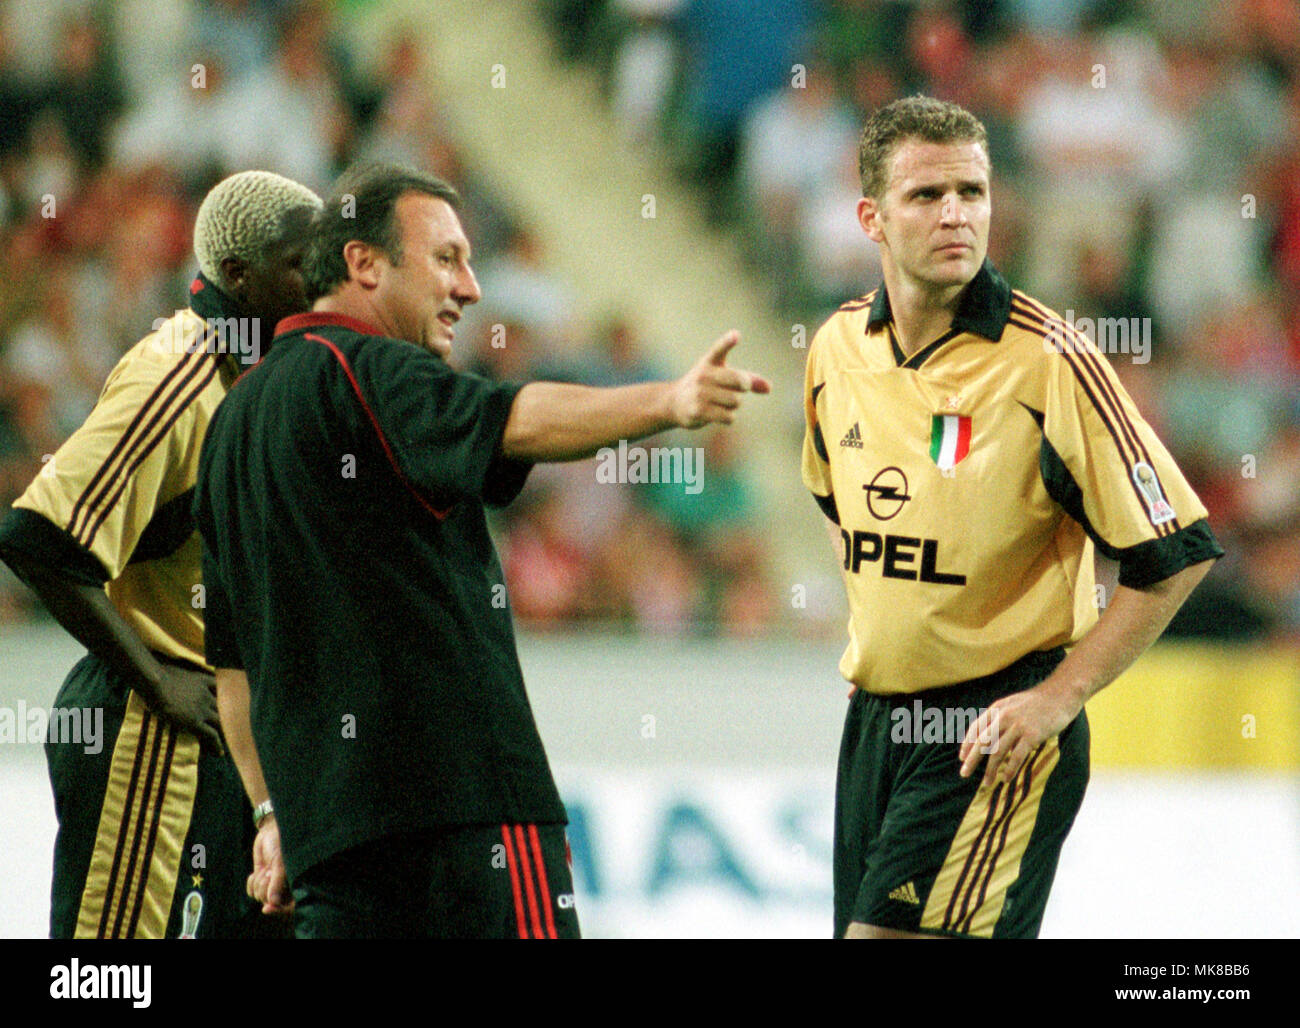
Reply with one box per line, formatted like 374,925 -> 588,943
501,331 -> 770,462
959,558 -> 1215,785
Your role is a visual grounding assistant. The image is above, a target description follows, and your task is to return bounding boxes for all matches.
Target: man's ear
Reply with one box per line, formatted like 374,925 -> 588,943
857,196 -> 885,244
342,241 -> 382,289
218,255 -> 248,296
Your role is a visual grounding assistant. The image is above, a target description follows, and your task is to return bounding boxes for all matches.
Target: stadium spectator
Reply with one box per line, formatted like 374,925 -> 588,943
577,313 -> 668,387
111,53 -> 236,190
43,10 -> 125,171
193,0 -> 278,84
0,22 -> 40,160
215,3 -> 351,189
608,0 -> 684,141
739,60 -> 858,259
503,484 -> 598,626
675,0 -> 813,208
474,226 -> 576,344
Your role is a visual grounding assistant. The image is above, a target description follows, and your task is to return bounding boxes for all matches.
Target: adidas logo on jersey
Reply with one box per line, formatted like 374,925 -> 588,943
840,422 -> 863,448
888,881 -> 921,905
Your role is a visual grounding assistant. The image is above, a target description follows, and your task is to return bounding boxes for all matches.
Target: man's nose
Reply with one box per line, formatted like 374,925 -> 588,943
940,194 -> 967,226
457,265 -> 482,305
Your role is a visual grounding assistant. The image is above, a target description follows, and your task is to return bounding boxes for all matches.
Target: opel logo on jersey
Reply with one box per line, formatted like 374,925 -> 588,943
840,529 -> 966,586
864,467 -> 911,520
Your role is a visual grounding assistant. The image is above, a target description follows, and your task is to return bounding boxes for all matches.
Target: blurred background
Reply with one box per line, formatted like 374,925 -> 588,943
0,0 -> 1297,937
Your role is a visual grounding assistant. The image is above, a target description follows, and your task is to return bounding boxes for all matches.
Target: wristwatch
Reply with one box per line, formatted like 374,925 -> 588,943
252,799 -> 274,829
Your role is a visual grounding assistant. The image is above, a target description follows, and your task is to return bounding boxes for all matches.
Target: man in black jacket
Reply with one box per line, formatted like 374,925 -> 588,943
196,162 -> 769,938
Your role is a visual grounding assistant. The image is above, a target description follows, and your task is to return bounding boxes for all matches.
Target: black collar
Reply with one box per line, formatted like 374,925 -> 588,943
187,272 -> 244,323
866,258 -> 1012,343
186,272 -> 266,376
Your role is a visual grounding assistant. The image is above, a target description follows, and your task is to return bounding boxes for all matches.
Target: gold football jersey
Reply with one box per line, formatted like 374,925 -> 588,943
14,309 -> 240,668
803,262 -> 1220,694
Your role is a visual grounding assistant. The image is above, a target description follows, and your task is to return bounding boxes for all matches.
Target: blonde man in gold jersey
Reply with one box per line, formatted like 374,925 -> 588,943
803,97 -> 1222,939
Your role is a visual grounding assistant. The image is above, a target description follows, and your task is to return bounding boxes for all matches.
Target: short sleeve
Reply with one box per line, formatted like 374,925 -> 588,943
0,506 -> 109,586
1040,342 -> 1223,587
11,349 -> 205,581
801,333 -> 839,524
348,339 -> 532,506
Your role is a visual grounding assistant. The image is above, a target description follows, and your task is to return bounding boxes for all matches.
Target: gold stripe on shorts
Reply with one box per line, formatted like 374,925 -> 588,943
74,690 -> 200,938
921,738 -> 1060,938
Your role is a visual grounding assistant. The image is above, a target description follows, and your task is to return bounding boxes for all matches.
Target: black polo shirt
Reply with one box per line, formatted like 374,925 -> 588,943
194,311 -> 566,880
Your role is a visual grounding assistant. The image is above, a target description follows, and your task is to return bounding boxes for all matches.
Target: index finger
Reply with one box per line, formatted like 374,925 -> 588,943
704,330 -> 740,366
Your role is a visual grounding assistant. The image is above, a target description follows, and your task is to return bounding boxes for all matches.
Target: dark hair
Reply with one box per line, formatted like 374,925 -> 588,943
858,96 -> 988,200
303,162 -> 461,301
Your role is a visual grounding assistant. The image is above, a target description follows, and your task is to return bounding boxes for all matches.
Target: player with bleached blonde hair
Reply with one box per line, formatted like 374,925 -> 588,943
0,170 -> 320,938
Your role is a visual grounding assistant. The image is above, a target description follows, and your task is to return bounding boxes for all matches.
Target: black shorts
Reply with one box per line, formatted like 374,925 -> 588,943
45,653 -> 277,938
833,647 -> 1089,939
291,822 -> 581,939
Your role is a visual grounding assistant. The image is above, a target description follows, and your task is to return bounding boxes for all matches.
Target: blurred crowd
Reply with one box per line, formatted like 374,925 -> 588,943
3,0 -> 1298,643
545,0 -> 1300,642
0,0 -> 776,636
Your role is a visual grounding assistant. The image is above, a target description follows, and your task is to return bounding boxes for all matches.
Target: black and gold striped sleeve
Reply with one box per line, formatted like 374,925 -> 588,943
1015,297 -> 1223,587
10,327 -> 220,581
801,334 -> 838,524
0,505 -> 109,585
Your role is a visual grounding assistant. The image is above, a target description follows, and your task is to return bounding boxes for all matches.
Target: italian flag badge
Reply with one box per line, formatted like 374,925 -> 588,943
930,414 -> 971,470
